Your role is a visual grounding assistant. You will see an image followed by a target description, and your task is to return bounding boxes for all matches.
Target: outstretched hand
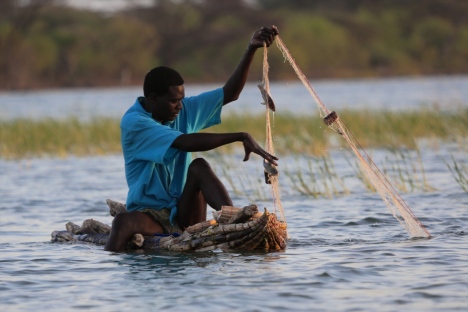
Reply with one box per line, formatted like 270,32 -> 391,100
249,25 -> 279,49
241,133 -> 278,166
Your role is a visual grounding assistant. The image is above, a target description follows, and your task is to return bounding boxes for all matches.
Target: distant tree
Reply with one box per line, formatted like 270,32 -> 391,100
0,2 -> 158,88
0,0 -> 55,88
125,0 -> 274,82
1,0 -> 468,89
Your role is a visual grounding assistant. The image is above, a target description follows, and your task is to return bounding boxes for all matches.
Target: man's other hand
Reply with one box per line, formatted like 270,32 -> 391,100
241,132 -> 279,166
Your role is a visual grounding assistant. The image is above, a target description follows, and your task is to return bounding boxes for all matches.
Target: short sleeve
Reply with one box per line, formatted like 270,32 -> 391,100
181,88 -> 224,133
122,117 -> 183,165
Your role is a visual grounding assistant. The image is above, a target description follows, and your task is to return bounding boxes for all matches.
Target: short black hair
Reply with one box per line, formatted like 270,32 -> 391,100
143,66 -> 184,97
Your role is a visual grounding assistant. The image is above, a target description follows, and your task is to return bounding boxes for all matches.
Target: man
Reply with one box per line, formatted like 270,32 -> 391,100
105,26 -> 279,252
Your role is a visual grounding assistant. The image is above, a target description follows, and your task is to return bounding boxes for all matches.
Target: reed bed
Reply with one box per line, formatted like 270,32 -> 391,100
0,117 -> 121,159
381,148 -> 435,193
214,108 -> 468,153
445,154 -> 468,193
1,109 -> 467,195
201,147 -> 438,200
282,155 -> 350,199
1,109 -> 467,159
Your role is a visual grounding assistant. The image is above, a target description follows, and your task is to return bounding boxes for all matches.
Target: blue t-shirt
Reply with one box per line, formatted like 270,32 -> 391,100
120,88 -> 224,224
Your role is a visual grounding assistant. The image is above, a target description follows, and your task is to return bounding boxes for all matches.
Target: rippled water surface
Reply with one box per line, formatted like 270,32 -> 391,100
1,149 -> 467,311
1,77 -> 468,311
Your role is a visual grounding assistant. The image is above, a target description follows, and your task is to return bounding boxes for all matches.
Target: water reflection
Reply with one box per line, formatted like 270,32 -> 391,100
116,248 -> 284,277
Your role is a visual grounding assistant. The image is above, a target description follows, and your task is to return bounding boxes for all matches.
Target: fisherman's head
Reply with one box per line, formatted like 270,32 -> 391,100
144,66 -> 184,97
143,66 -> 185,123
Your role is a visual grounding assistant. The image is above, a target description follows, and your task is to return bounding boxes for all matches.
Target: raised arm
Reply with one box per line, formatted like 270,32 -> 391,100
222,26 -> 279,105
172,132 -> 278,165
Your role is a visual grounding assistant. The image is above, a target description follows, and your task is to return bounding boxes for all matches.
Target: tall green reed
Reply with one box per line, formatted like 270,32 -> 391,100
0,117 -> 121,159
283,155 -> 350,199
382,147 -> 435,192
0,109 -> 465,196
444,155 -> 468,193
1,108 -> 467,159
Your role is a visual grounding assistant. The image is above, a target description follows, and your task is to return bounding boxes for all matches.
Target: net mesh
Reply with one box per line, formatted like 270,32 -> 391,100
261,43 -> 286,226
272,36 -> 430,238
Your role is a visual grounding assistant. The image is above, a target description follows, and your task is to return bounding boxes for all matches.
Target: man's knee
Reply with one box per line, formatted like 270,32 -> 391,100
188,158 -> 212,175
111,212 -> 131,230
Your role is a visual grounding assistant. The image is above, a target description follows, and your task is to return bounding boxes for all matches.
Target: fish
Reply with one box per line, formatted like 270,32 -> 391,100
257,84 -> 276,112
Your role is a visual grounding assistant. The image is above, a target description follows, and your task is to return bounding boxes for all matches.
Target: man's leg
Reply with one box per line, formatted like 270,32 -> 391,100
104,211 -> 164,252
177,158 -> 233,229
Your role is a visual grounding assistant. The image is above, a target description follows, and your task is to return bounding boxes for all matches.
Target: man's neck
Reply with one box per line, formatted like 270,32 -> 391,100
139,97 -> 150,113
139,97 -> 167,124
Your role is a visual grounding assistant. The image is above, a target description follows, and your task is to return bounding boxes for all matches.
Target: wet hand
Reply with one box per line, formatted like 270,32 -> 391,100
249,25 -> 279,49
241,133 -> 279,166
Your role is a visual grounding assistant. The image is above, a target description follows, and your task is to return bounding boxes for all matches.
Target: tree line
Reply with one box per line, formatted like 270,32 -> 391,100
0,0 -> 467,90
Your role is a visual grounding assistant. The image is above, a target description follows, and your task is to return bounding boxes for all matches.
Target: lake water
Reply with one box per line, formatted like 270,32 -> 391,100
1,76 -> 467,311
1,75 -> 467,120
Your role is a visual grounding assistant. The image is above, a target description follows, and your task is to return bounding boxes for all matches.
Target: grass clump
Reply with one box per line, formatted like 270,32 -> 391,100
445,155 -> 468,193
0,108 -> 467,159
212,108 -> 468,153
0,117 -> 121,159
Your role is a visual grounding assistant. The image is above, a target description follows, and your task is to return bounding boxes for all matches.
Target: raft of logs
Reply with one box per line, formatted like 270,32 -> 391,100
51,199 -> 288,252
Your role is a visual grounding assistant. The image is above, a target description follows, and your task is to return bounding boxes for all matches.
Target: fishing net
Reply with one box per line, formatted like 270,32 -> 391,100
265,36 -> 430,238
260,43 -> 286,227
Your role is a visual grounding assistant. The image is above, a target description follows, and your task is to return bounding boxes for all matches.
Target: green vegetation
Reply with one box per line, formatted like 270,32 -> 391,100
2,109 -> 467,195
1,0 -> 468,89
0,117 -> 121,159
212,108 -> 468,154
445,155 -> 468,192
382,148 -> 435,193
1,109 -> 467,159
203,148 -> 438,199
283,155 -> 350,199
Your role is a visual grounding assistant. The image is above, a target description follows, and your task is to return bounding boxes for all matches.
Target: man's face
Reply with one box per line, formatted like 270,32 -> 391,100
149,85 -> 185,123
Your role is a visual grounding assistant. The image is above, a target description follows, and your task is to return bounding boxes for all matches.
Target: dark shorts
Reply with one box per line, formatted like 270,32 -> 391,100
141,208 -> 182,234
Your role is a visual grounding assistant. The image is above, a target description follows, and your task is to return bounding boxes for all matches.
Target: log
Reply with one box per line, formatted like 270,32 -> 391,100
186,219 -> 217,234
106,199 -> 127,216
227,204 -> 259,224
213,205 -> 242,223
214,205 -> 262,224
51,200 -> 288,252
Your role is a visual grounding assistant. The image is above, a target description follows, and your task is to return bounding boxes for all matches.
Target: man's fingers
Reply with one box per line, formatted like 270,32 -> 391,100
261,151 -> 278,166
241,134 -> 279,165
272,25 -> 279,35
243,149 -> 278,166
243,151 -> 251,162
261,26 -> 278,35
267,156 -> 278,166
259,27 -> 277,40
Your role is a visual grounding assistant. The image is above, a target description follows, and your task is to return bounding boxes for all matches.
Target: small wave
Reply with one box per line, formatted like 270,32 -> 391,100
411,291 -> 444,299
344,217 -> 384,226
